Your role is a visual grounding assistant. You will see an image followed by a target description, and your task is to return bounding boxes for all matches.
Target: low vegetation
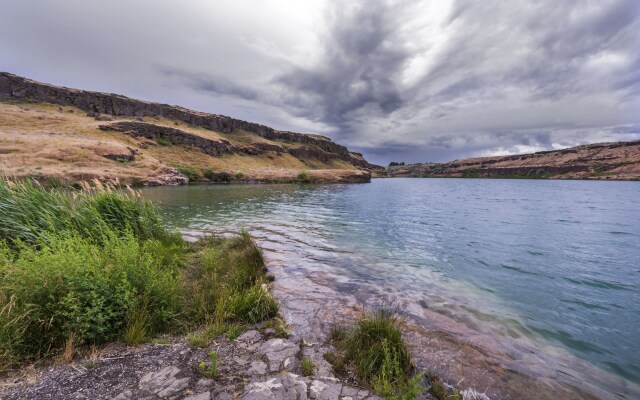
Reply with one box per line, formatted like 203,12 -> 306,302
0,178 -> 277,370
327,309 -> 425,399
197,351 -> 218,378
301,356 -> 315,377
297,170 -> 312,183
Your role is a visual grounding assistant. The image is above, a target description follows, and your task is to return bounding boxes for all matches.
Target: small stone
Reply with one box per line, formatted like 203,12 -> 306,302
237,330 -> 262,343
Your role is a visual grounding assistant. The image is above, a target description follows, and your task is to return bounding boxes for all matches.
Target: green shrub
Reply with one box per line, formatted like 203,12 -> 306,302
297,171 -> 312,183
0,231 -> 181,366
203,169 -> 232,183
176,167 -> 202,182
0,178 -> 278,369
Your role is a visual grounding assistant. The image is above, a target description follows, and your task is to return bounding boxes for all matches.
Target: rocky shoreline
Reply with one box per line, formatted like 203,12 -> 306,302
0,327 -> 383,400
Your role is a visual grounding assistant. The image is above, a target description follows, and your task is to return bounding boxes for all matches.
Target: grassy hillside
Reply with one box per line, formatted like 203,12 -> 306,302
0,73 -> 379,185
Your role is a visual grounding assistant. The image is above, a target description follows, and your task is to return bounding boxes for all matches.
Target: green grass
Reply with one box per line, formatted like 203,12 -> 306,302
182,232 -> 277,326
157,138 -> 174,146
301,356 -> 315,376
328,310 -> 425,399
0,179 -> 169,248
0,178 -> 278,369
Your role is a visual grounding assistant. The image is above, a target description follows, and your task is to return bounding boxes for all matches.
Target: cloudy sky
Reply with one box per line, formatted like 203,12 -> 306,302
1,0 -> 639,164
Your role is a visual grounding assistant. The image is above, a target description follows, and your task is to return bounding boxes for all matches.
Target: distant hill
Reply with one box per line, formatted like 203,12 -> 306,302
0,72 -> 382,185
387,141 -> 640,180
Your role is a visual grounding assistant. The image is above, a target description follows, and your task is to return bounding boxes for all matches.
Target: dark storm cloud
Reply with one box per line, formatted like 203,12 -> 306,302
272,0 -> 410,130
0,0 -> 638,164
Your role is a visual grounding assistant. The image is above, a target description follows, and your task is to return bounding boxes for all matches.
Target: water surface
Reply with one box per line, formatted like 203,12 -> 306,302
142,178 -> 640,398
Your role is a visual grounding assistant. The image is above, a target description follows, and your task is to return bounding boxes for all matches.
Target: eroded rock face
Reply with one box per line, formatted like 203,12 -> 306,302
0,72 -> 382,171
99,122 -> 242,157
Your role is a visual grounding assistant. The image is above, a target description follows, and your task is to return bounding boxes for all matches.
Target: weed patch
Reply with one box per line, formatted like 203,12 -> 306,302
301,356 -> 315,377
328,310 -> 425,399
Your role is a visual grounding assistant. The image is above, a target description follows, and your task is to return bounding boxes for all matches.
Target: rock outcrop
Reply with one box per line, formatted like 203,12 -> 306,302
387,140 -> 640,180
0,72 -> 381,171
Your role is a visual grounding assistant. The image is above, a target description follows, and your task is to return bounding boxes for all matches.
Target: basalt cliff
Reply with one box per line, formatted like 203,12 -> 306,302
387,141 -> 640,180
0,72 -> 382,185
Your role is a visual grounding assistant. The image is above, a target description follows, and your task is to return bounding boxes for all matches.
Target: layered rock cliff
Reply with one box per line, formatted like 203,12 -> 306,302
0,72 -> 377,170
0,72 -> 381,185
387,141 -> 640,180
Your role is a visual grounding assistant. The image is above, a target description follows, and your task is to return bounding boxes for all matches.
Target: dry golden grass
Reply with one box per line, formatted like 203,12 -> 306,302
0,100 -> 361,184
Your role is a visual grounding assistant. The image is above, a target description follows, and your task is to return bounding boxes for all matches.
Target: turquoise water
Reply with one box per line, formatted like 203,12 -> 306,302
142,178 -> 640,395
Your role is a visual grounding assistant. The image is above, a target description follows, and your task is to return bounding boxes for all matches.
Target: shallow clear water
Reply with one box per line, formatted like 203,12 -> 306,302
142,178 -> 640,395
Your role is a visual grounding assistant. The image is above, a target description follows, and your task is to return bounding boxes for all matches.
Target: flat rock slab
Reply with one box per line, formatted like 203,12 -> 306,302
242,375 -> 379,400
258,339 -> 300,373
138,366 -> 191,398
242,374 -> 308,400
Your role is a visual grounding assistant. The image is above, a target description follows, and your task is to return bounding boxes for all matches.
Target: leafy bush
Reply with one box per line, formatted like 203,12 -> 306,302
0,231 -> 181,366
0,178 -> 279,368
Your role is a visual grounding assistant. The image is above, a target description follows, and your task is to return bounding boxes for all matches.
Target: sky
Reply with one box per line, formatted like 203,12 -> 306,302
1,0 -> 639,165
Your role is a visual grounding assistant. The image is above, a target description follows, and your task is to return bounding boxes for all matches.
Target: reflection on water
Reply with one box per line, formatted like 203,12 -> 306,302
142,178 -> 640,397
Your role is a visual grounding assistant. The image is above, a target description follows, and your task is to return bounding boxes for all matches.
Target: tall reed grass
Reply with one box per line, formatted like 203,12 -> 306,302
0,179 -> 169,247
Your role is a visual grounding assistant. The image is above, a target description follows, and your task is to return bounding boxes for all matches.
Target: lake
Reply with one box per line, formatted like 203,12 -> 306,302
142,178 -> 640,398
